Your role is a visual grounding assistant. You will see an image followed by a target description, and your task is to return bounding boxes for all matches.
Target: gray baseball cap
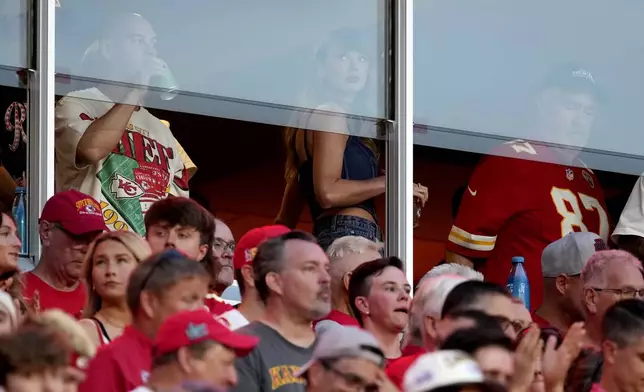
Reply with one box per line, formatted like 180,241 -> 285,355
295,324 -> 385,377
541,232 -> 607,277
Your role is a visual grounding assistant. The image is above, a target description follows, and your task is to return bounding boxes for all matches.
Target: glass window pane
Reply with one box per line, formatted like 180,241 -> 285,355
414,1 -> 644,175
0,0 -> 30,68
55,0 -> 387,138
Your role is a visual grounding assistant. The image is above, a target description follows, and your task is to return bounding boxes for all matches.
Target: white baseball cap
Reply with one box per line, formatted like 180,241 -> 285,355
295,324 -> 385,378
403,350 -> 506,392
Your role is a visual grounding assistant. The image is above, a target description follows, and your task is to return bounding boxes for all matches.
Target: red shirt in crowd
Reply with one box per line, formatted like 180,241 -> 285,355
22,272 -> 87,316
400,344 -> 428,357
446,140 -> 608,309
79,326 -> 153,392
590,384 -> 606,392
386,352 -> 425,390
314,309 -> 361,328
204,296 -> 234,316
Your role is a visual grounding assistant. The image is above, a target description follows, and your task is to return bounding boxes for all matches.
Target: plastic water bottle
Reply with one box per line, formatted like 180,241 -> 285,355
12,187 -> 27,255
507,256 -> 530,311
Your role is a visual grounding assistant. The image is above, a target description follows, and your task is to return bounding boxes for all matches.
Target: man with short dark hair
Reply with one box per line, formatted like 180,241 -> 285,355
79,250 -> 211,392
348,257 -> 411,359
24,190 -> 107,316
131,309 -> 258,391
144,197 -> 227,315
441,281 -> 518,340
218,225 -> 290,330
232,231 -> 331,392
596,299 -> 644,392
441,326 -> 515,387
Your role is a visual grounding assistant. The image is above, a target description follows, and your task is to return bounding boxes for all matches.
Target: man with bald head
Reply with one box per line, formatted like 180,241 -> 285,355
56,12 -> 191,236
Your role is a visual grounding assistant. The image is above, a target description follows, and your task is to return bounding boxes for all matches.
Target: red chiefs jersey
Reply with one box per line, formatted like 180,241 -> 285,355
446,140 -> 609,309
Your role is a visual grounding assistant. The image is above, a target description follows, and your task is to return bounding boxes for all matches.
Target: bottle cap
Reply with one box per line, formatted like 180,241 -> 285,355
511,256 -> 525,264
15,187 -> 25,193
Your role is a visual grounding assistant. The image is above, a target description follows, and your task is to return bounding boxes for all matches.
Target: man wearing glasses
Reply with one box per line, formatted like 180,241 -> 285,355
23,190 -> 107,316
580,249 -> 644,348
295,324 -> 386,392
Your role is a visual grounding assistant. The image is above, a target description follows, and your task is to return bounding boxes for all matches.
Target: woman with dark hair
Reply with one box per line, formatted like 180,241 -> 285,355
277,28 -> 427,250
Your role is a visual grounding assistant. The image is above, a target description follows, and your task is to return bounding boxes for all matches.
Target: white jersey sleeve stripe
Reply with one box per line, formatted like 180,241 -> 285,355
448,225 -> 496,251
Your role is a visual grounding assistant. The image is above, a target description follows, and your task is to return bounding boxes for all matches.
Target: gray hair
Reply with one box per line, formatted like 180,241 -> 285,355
581,250 -> 642,287
253,230 -> 318,303
418,263 -> 483,288
326,236 -> 384,263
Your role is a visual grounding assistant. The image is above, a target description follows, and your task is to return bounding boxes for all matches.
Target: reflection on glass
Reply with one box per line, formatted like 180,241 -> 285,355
54,13 -> 194,235
277,29 -> 385,250
414,1 -> 644,174
56,0 -> 387,126
444,67 -> 610,310
0,0 -> 28,68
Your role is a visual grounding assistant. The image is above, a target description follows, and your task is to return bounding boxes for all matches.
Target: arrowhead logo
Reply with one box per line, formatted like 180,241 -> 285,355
110,174 -> 144,199
468,186 -> 478,196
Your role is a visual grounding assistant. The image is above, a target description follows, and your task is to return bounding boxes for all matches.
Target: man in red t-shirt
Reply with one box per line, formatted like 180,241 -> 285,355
23,190 -> 107,316
446,65 -> 608,310
315,235 -> 383,332
79,250 -> 211,392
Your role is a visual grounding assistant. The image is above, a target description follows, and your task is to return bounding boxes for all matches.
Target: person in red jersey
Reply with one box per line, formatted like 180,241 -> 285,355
217,225 -> 291,330
23,190 -> 107,316
349,257 -> 411,361
446,64 -> 609,310
535,232 -> 606,332
131,309 -> 258,392
314,235 -> 383,332
79,250 -> 210,392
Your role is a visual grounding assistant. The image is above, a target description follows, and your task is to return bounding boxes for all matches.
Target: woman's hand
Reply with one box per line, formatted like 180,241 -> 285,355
413,183 -> 429,206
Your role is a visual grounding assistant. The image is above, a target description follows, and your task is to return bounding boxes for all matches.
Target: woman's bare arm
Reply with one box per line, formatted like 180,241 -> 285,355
311,129 -> 385,209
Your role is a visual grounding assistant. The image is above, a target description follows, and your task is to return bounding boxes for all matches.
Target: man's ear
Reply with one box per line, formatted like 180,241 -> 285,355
343,272 -> 353,292
241,264 -> 255,289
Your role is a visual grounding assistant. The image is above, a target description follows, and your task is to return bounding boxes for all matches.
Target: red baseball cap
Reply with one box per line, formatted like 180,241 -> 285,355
39,190 -> 108,235
154,309 -> 259,357
232,225 -> 290,270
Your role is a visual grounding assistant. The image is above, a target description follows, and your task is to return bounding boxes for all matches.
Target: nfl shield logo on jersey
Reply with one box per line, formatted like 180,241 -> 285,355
582,170 -> 595,188
565,168 -> 574,181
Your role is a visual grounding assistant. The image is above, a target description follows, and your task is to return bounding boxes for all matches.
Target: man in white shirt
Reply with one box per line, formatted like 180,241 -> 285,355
55,13 -> 190,236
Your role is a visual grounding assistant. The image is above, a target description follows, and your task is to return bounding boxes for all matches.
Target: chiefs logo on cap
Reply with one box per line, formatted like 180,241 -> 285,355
245,247 -> 258,263
75,198 -> 102,217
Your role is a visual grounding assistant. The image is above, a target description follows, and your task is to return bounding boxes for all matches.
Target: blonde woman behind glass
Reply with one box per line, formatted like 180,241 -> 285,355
79,231 -> 151,347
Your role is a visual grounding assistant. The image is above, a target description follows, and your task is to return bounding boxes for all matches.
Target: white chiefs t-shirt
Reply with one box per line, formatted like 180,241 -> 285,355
55,88 -> 190,235
613,176 -> 644,242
